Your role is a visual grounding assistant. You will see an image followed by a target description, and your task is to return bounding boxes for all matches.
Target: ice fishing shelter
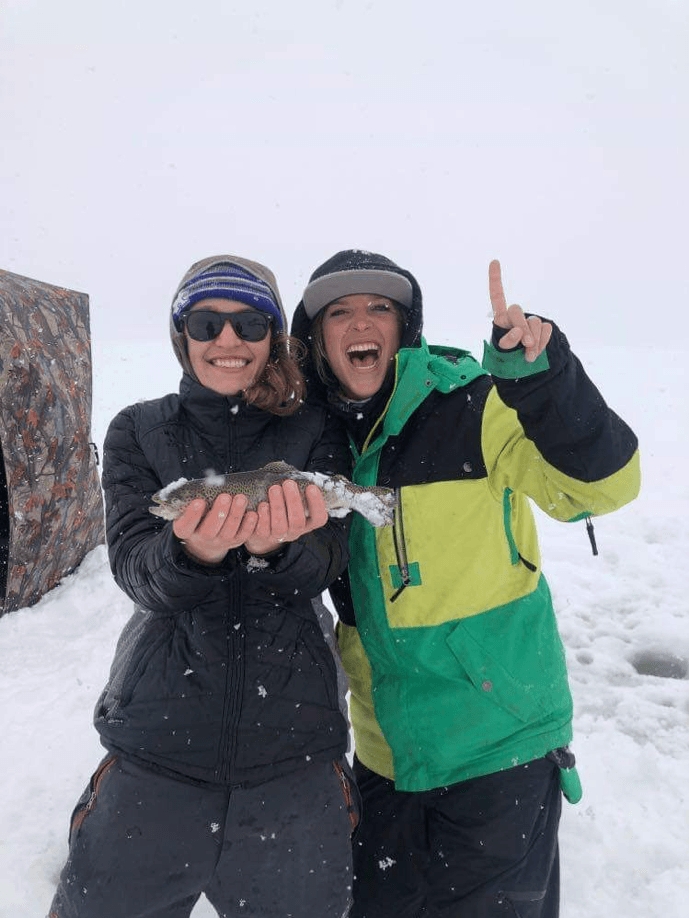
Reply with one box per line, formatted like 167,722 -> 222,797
0,268 -> 104,615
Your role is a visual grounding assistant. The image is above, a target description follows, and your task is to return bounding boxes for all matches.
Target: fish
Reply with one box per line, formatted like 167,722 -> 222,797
149,460 -> 396,527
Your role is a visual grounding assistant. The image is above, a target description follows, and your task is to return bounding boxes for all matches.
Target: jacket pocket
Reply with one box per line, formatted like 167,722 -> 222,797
117,626 -> 170,707
68,755 -> 117,844
503,488 -> 537,571
446,618 -> 542,724
96,611 -> 171,721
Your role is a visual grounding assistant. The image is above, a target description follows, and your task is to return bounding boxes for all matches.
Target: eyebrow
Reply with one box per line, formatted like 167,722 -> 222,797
329,296 -> 391,306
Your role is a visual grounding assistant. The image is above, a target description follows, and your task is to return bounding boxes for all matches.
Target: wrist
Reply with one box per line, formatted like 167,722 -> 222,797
180,543 -> 226,566
243,539 -> 286,558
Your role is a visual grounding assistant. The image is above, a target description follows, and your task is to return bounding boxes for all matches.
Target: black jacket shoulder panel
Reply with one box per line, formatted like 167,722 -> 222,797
490,322 -> 639,482
376,375 -> 492,488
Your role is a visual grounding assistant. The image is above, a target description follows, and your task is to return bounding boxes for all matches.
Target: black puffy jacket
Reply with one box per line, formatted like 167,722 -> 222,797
95,373 -> 350,787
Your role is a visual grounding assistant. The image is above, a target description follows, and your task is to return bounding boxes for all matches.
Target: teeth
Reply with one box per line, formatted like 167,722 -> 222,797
347,343 -> 380,354
212,357 -> 249,368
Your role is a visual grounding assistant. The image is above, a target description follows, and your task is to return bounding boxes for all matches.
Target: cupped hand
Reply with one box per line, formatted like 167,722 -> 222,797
243,481 -> 329,557
489,259 -> 552,363
173,493 -> 258,564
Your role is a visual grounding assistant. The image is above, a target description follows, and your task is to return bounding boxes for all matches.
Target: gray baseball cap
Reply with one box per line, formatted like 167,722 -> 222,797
302,269 -> 414,319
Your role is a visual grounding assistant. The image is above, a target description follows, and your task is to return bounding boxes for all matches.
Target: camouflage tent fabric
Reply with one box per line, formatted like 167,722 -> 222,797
0,269 -> 104,615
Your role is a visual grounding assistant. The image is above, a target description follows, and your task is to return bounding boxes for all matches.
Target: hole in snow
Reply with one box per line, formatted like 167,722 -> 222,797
630,650 -> 688,680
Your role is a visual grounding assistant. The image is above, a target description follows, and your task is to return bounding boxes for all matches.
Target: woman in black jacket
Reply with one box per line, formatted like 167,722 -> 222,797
49,256 -> 356,918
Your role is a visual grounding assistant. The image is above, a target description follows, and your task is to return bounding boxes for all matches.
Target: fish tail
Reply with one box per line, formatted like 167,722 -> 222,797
351,490 -> 396,528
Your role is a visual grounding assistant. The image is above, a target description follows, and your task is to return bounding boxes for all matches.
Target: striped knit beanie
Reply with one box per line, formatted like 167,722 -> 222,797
172,263 -> 284,332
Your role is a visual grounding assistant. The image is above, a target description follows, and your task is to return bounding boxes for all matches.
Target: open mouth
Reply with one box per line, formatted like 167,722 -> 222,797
210,356 -> 250,369
346,342 -> 381,368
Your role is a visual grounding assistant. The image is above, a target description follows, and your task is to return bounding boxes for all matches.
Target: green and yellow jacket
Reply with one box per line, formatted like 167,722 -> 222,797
291,258 -> 640,798
334,331 -> 638,796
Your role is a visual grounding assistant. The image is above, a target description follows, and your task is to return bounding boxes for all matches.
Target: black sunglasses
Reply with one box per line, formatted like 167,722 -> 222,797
182,309 -> 273,343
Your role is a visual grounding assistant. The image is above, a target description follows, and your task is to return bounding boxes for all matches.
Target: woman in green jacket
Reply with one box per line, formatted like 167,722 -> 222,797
291,249 -> 640,918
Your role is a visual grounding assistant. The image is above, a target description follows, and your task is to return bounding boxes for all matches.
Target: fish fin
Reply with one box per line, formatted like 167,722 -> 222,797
260,460 -> 298,474
149,505 -> 173,520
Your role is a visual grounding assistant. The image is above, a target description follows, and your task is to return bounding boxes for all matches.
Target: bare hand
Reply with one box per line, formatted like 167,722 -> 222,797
243,481 -> 329,557
173,493 -> 258,564
489,260 -> 552,363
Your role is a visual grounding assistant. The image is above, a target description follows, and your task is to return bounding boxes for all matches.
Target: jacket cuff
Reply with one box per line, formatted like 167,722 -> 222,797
170,528 -> 238,575
482,338 -> 550,378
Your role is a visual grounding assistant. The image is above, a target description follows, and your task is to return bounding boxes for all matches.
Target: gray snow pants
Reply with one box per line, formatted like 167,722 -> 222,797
48,754 -> 357,918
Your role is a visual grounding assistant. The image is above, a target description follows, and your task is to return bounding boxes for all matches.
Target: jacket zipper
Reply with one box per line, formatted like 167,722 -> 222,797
70,755 -> 117,838
355,358 -> 413,603
219,402 -> 244,784
333,760 -> 360,834
389,490 -> 410,603
221,574 -> 244,783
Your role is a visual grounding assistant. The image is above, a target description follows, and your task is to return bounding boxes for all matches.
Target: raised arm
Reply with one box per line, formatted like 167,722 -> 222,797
481,260 -> 640,518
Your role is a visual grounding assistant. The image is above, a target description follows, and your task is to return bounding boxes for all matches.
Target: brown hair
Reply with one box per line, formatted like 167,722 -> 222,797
243,332 -> 307,416
309,310 -> 332,386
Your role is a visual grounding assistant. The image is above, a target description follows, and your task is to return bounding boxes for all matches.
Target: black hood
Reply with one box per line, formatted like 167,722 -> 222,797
291,249 -> 424,405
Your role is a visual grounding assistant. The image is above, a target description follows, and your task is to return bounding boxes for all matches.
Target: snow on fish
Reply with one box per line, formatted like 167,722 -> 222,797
149,460 -> 396,527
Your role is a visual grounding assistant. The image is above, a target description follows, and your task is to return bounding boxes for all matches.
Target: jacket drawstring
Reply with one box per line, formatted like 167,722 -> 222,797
585,516 -> 598,556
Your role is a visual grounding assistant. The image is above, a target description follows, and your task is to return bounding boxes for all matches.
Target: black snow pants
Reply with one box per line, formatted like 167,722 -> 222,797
48,753 -> 357,918
350,754 -> 563,918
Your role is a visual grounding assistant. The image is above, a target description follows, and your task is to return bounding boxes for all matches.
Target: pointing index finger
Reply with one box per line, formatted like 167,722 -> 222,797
488,259 -> 508,323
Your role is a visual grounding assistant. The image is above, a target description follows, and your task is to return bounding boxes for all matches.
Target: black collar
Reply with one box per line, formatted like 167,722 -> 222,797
326,370 -> 396,452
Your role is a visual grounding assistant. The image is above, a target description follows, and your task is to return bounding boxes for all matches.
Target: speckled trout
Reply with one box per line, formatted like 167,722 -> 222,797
149,460 -> 395,527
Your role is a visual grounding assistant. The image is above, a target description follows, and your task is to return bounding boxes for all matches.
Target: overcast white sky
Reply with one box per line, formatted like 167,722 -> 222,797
1,5 -> 688,914
1,0 -> 687,369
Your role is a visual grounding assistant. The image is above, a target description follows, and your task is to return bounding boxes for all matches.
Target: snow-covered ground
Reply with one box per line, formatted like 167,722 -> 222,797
0,340 -> 686,918
1,0 -> 687,914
